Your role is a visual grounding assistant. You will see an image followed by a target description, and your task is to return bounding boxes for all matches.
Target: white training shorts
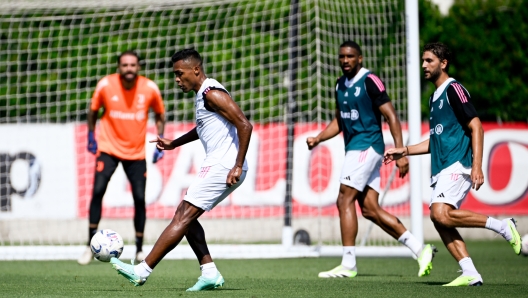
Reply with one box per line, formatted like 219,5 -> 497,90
340,146 -> 382,193
184,164 -> 247,211
430,162 -> 472,209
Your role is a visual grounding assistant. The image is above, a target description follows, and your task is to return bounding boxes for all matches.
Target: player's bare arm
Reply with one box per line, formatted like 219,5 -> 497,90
384,139 -> 430,165
306,108 -> 341,150
150,128 -> 199,151
205,89 -> 253,187
379,102 -> 409,178
467,117 -> 484,190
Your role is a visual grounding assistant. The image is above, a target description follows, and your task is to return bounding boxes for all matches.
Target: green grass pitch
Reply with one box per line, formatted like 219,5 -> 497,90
1,241 -> 526,297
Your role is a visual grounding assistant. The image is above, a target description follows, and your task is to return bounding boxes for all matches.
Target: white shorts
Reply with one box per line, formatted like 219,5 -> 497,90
184,164 -> 247,211
430,172 -> 471,209
340,147 -> 382,193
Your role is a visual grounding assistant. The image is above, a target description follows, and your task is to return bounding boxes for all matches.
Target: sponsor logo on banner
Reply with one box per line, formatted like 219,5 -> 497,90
74,122 -> 528,219
0,152 -> 41,212
0,124 -> 77,219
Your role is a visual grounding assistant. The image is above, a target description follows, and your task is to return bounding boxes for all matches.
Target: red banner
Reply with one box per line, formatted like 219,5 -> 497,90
76,122 -> 528,218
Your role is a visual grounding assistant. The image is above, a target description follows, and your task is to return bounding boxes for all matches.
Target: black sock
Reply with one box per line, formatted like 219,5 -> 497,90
136,236 -> 143,253
88,227 -> 97,246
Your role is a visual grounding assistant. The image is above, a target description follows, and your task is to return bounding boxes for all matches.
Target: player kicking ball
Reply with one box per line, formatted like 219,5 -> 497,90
384,42 -> 522,286
109,49 -> 252,291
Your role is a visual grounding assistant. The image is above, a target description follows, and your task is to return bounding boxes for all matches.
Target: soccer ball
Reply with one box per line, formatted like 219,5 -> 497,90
90,229 -> 124,262
521,234 -> 528,256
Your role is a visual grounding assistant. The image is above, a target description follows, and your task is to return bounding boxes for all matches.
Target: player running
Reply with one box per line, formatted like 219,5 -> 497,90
307,41 -> 436,279
78,50 -> 165,265
109,48 -> 252,291
384,42 -> 522,286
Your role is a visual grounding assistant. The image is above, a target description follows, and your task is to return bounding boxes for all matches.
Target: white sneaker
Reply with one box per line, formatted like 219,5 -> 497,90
318,265 -> 357,278
135,251 -> 146,264
77,246 -> 93,265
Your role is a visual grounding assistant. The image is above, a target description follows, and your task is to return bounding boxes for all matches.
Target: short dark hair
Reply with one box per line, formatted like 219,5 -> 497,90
340,40 -> 362,55
423,42 -> 451,73
171,48 -> 203,66
117,50 -> 141,65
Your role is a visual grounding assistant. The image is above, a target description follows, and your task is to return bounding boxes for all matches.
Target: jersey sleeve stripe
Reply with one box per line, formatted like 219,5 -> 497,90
367,74 -> 385,92
452,83 -> 468,103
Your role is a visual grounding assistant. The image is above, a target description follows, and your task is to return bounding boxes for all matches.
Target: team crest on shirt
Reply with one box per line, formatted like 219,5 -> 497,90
344,91 -> 348,97
111,95 -> 119,102
137,94 -> 145,109
435,124 -> 443,135
351,109 -> 359,120
439,99 -> 443,109
354,87 -> 361,97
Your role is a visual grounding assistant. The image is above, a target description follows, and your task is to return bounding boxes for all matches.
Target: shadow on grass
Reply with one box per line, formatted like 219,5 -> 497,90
418,281 -> 447,286
356,274 -> 406,277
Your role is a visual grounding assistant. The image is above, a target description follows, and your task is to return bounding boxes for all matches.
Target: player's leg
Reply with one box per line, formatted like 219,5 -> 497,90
431,173 -> 522,254
111,164 -> 246,288
357,187 -> 406,239
318,184 -> 361,278
111,200 -> 204,286
185,165 -> 246,291
122,159 -> 147,262
78,152 -> 119,265
184,219 -> 225,291
186,219 -> 212,264
319,150 -> 365,278
430,205 -> 483,286
357,186 -> 436,276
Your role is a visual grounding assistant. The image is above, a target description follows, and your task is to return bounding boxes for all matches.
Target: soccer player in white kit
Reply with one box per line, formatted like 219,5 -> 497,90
110,49 -> 252,291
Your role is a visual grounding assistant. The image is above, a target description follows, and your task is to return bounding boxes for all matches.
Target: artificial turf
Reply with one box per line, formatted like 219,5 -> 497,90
1,240 -> 526,297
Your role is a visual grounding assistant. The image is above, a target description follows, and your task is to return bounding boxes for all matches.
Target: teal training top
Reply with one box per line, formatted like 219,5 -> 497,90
429,79 -> 474,176
335,69 -> 388,155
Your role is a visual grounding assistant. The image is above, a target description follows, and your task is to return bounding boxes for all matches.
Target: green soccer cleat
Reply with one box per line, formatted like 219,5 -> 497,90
417,244 -> 438,277
318,265 -> 357,278
186,273 -> 225,291
110,257 -> 148,287
505,218 -> 522,255
443,274 -> 483,287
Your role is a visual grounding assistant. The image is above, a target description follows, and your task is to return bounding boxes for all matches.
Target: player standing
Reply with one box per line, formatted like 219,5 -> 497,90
110,49 -> 252,291
384,42 -> 522,286
78,50 -> 166,265
307,41 -> 436,278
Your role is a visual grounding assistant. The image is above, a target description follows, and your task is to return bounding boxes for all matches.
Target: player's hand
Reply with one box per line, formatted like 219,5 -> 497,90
226,165 -> 242,187
149,135 -> 175,151
87,131 -> 97,154
395,156 -> 409,178
471,165 -> 484,190
306,137 -> 320,150
383,147 -> 406,165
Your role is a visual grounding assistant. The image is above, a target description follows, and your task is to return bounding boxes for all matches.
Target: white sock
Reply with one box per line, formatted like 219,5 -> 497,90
485,217 -> 502,234
459,257 -> 478,276
134,260 -> 153,277
500,219 -> 513,241
200,262 -> 218,279
398,230 -> 423,257
341,246 -> 356,270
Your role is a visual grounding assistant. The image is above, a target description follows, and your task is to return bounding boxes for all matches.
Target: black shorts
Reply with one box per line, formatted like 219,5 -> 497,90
95,152 -> 146,185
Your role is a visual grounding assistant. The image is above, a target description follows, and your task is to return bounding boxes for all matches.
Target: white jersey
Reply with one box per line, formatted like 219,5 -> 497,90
195,78 -> 248,170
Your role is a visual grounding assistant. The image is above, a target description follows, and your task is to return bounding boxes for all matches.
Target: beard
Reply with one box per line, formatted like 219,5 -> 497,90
120,72 -> 137,82
425,67 -> 442,82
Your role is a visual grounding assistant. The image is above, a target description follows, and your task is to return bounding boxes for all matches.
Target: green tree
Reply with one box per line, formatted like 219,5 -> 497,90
419,0 -> 528,121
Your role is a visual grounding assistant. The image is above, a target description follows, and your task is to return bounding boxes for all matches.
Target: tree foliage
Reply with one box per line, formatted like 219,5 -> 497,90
419,0 -> 528,121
